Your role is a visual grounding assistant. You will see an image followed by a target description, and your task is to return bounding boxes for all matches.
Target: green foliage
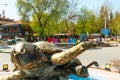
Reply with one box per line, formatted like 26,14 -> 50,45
76,6 -> 99,34
98,4 -> 112,31
16,0 -> 120,36
109,12 -> 120,34
86,13 -> 99,33
17,0 -> 69,37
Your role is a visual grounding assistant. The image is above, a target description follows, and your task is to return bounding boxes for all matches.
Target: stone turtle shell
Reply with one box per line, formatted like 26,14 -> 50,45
34,41 -> 63,54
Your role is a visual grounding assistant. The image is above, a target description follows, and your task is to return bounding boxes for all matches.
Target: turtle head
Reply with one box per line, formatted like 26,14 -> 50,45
11,42 -> 47,70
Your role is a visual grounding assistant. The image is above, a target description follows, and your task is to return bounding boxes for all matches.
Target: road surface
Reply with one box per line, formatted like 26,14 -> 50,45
0,45 -> 14,71
77,46 -> 120,70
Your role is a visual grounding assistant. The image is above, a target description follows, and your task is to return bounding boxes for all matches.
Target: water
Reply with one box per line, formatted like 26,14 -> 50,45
68,74 -> 107,80
69,75 -> 95,80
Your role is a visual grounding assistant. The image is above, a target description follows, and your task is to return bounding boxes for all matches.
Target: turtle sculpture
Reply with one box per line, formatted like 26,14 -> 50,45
1,41 -> 110,80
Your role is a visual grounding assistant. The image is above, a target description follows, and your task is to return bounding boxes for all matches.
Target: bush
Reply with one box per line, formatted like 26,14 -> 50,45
111,59 -> 120,73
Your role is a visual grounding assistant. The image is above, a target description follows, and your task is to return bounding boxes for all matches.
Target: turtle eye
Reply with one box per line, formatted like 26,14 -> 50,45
35,46 -> 39,51
20,48 -> 26,54
33,46 -> 40,53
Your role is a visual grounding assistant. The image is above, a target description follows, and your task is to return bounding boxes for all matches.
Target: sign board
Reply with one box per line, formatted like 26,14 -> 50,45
101,28 -> 110,36
80,34 -> 87,42
33,33 -> 39,36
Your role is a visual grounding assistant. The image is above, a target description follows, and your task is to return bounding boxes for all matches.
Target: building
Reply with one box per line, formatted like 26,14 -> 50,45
0,17 -> 15,40
0,20 -> 33,42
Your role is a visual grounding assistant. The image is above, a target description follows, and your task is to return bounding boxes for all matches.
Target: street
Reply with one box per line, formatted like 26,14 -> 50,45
77,46 -> 120,70
0,45 -> 14,71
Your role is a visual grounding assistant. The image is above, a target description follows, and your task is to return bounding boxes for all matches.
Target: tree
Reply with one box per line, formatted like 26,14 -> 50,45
86,12 -> 99,34
98,2 -> 112,30
60,0 -> 78,35
17,0 -> 69,37
109,12 -> 120,35
111,59 -> 120,73
76,6 -> 97,34
78,6 -> 89,34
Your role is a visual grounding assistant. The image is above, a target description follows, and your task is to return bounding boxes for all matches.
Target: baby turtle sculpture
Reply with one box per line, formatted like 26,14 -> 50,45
1,41 -> 110,80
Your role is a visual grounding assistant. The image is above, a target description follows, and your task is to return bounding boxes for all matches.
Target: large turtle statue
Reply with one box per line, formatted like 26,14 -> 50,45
1,41 -> 110,80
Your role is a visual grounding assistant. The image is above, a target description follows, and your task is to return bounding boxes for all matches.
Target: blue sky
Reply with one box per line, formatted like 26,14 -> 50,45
78,0 -> 120,13
0,0 -> 120,21
0,0 -> 19,20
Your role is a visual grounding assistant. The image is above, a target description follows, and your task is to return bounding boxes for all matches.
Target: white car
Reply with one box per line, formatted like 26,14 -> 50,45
15,38 -> 26,43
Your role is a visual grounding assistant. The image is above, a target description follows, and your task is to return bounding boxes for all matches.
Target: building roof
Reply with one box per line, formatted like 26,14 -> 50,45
0,17 -> 14,21
0,24 -> 21,28
2,20 -> 30,26
0,17 -> 15,25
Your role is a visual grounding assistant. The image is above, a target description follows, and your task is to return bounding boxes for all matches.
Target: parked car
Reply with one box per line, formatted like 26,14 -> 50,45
15,38 -> 26,43
7,39 -> 16,45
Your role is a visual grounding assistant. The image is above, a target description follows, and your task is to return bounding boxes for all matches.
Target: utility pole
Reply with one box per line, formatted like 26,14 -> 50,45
104,16 -> 107,41
104,17 -> 107,30
0,4 -> 7,18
